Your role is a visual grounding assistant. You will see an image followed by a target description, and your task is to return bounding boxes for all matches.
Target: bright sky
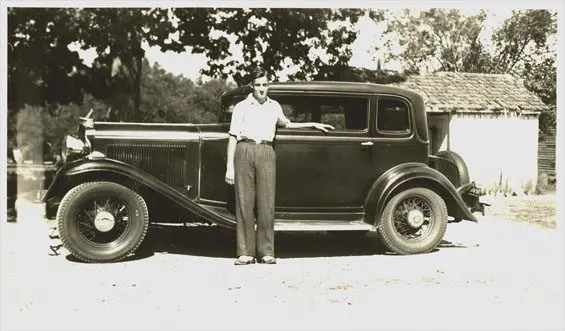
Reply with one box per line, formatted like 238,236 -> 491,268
72,7 -> 517,81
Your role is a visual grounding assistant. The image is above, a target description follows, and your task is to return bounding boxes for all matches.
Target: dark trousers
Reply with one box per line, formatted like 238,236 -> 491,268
234,141 -> 276,257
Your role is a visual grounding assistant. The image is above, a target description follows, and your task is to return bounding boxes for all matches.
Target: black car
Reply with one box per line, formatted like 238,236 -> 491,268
43,81 -> 486,263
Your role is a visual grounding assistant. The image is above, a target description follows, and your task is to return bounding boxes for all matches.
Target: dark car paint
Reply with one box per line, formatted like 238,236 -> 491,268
43,157 -> 235,228
363,162 -> 479,224
43,81 -> 478,228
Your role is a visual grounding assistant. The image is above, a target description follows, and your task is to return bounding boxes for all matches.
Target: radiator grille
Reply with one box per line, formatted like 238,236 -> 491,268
106,144 -> 187,188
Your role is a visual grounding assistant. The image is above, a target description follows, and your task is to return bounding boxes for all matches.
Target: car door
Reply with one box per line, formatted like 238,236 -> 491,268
370,95 -> 427,176
272,94 -> 377,212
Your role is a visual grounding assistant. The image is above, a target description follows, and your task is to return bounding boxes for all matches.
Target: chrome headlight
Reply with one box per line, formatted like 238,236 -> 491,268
61,135 -> 86,163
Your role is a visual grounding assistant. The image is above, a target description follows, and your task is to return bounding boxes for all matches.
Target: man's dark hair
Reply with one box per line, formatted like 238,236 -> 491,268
251,67 -> 269,82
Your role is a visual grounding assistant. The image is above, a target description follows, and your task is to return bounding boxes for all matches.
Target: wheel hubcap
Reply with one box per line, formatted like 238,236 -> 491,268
407,209 -> 425,228
94,211 -> 115,232
392,195 -> 433,240
76,197 -> 129,244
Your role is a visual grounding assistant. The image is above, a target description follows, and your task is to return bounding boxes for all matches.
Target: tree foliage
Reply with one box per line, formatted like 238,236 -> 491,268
171,8 -> 373,85
7,95 -> 111,161
71,8 -> 178,121
383,9 -> 490,73
7,59 -> 231,162
7,8 -> 87,110
139,59 -> 232,123
489,10 -> 556,75
8,7 -> 370,121
492,10 -> 557,135
7,7 -> 176,120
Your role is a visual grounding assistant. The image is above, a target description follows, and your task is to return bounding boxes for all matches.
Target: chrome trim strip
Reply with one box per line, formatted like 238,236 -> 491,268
87,130 -> 201,141
200,132 -> 229,140
274,135 -> 372,143
273,222 -> 374,231
93,121 -> 200,127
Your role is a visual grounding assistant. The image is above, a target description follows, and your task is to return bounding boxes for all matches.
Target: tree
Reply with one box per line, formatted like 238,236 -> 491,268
7,8 -> 88,110
7,7 -> 172,121
8,8 -> 369,121
382,9 -> 490,73
171,8 -> 373,85
72,8 -> 183,121
138,59 -> 232,123
7,94 -> 111,161
490,10 -> 557,135
489,10 -> 557,75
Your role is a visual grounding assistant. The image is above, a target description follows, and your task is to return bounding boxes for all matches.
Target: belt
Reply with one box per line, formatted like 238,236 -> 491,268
239,138 -> 273,146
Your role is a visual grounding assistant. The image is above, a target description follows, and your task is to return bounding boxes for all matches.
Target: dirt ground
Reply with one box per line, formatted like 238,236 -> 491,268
1,194 -> 563,331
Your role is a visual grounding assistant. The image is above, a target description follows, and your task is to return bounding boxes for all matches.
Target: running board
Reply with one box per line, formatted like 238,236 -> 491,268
274,221 -> 375,232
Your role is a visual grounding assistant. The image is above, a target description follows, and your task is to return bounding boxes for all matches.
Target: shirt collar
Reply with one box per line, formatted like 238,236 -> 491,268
246,93 -> 272,106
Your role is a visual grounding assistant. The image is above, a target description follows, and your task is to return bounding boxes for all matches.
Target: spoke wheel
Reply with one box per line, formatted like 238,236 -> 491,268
377,188 -> 447,255
76,196 -> 130,245
57,182 -> 149,263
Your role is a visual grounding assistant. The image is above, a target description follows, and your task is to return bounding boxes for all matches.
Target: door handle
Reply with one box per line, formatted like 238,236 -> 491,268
361,141 -> 373,146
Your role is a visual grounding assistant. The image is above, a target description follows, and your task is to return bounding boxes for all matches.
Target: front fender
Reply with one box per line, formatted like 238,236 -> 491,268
42,157 -> 235,228
364,162 -> 479,225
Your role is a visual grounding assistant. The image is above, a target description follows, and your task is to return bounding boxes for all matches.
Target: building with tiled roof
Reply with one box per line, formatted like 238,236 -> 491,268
394,72 -> 549,194
394,72 -> 548,113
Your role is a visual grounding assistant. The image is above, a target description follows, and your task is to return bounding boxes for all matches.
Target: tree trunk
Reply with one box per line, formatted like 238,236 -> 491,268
109,43 -> 144,122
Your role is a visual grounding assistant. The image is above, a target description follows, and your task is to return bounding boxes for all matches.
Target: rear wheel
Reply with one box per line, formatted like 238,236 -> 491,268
57,181 -> 149,263
377,188 -> 447,255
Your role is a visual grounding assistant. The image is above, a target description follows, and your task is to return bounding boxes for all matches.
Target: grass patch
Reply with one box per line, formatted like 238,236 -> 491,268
485,195 -> 556,229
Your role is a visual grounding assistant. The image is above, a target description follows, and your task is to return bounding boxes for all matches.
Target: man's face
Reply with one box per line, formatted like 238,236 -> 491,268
252,76 -> 269,103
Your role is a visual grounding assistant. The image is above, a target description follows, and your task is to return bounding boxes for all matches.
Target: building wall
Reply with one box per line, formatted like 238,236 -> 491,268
538,127 -> 556,179
445,112 -> 539,194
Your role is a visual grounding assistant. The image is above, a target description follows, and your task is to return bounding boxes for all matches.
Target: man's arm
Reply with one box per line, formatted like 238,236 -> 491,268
225,101 -> 243,185
275,103 -> 333,133
225,135 -> 237,185
285,121 -> 334,132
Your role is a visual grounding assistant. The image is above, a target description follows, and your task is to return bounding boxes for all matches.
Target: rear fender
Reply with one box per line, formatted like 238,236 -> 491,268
364,162 -> 478,225
42,157 -> 235,228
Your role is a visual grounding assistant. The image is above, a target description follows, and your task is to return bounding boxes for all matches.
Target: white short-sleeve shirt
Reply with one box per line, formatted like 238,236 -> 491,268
228,93 -> 290,142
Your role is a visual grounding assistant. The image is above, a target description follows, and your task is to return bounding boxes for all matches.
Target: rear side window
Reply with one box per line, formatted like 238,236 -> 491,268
275,95 -> 368,131
377,98 -> 410,133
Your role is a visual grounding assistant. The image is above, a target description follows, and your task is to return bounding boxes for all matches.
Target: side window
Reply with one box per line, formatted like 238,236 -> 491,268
277,96 -> 368,131
282,103 -> 313,123
219,96 -> 246,123
377,98 -> 410,133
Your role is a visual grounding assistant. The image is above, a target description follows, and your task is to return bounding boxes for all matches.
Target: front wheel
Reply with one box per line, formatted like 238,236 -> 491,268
377,188 -> 447,255
57,181 -> 149,263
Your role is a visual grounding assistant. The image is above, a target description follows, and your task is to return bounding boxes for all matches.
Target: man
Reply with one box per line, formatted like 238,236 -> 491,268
225,68 -> 333,265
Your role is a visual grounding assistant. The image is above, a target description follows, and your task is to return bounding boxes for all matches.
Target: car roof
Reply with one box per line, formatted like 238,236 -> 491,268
220,81 -> 420,104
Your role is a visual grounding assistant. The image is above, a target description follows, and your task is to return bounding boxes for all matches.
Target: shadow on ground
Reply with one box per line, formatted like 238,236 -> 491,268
128,224 -> 466,260
53,224 -> 470,263
133,225 -> 390,259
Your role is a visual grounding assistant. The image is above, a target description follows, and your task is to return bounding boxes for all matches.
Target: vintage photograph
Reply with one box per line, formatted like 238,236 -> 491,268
1,2 -> 563,330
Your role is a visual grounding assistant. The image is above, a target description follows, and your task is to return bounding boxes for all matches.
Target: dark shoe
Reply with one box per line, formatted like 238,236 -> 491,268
259,256 -> 277,264
234,256 -> 256,265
